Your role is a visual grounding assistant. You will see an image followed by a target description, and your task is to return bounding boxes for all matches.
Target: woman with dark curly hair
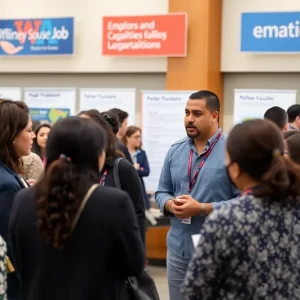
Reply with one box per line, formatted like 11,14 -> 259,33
9,117 -> 144,300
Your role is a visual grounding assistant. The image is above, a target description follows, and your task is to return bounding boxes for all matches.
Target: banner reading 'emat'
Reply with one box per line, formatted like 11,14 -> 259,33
0,17 -> 74,56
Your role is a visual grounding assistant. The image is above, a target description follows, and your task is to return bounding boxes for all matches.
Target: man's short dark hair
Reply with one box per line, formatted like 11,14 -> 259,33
189,90 -> 220,113
287,104 -> 300,123
109,108 -> 129,124
264,106 -> 288,130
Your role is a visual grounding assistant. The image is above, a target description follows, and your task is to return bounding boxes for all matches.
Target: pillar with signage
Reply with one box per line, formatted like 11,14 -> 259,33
167,0 -> 223,123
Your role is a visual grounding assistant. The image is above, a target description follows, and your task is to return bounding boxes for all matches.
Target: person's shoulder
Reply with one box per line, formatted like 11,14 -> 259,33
168,137 -> 189,151
118,157 -> 135,170
28,152 -> 43,163
0,165 -> 20,190
117,140 -> 127,151
209,195 -> 252,224
0,163 -> 13,177
213,128 -> 227,144
11,187 -> 35,217
137,149 -> 146,155
220,131 -> 227,143
91,185 -> 129,207
171,137 -> 189,147
14,187 -> 34,203
163,137 -> 189,156
94,185 -> 127,197
137,149 -> 147,157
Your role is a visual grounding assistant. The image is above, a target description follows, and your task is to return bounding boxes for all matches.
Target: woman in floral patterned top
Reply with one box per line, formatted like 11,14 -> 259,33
182,119 -> 300,300
0,235 -> 7,300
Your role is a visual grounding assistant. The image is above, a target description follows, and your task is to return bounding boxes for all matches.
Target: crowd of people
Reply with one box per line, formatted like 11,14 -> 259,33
0,93 -> 300,300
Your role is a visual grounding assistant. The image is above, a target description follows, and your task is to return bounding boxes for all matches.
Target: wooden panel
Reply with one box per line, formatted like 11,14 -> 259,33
146,226 -> 169,259
167,0 -> 224,124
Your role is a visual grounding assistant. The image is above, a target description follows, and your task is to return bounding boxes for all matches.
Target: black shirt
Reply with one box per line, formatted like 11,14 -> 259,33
9,185 -> 144,300
117,141 -> 133,164
100,158 -> 145,245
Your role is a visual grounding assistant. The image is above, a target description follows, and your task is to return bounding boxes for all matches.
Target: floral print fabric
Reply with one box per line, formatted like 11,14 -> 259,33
182,195 -> 300,300
0,236 -> 6,300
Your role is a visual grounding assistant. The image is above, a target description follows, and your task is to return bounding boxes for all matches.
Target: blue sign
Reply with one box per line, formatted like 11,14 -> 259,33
241,12 -> 300,52
0,17 -> 74,56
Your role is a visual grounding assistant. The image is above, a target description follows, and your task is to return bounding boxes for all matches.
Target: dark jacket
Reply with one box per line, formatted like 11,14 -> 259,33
133,150 -> 150,209
117,141 -> 133,164
9,185 -> 145,300
100,158 -> 145,245
0,161 -> 26,299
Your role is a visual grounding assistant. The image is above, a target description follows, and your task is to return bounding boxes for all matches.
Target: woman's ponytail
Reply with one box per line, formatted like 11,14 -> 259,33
36,155 -> 89,249
253,152 -> 300,199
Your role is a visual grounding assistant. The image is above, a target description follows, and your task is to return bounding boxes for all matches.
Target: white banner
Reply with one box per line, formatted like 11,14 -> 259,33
141,90 -> 194,193
79,88 -> 136,126
0,87 -> 21,101
24,88 -> 76,124
233,89 -> 297,124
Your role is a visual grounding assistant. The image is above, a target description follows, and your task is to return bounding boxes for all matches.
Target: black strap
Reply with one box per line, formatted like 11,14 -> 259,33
113,158 -> 122,189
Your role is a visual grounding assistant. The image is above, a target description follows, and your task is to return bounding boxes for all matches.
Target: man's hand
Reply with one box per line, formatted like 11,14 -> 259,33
171,195 -> 202,219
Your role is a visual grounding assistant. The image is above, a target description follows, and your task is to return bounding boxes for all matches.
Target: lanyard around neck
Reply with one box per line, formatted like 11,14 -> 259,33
188,131 -> 223,194
100,170 -> 108,186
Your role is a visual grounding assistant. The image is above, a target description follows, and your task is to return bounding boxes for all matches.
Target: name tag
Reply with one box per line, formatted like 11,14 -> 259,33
181,217 -> 191,224
192,234 -> 201,247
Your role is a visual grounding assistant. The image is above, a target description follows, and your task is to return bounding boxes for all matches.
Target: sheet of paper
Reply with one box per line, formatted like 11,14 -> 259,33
80,88 -> 136,126
141,90 -> 195,192
192,234 -> 201,248
233,89 -> 297,124
0,87 -> 21,100
25,88 -> 76,124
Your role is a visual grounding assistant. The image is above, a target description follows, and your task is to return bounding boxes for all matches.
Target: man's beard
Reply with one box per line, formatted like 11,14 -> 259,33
185,126 -> 201,138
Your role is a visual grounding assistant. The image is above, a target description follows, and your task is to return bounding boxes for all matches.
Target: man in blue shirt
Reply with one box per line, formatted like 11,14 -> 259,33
155,90 -> 240,300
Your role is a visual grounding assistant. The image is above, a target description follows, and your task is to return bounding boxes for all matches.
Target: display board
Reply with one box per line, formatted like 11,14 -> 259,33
80,88 -> 136,126
141,90 -> 194,193
233,89 -> 297,124
0,87 -> 21,100
24,88 -> 76,124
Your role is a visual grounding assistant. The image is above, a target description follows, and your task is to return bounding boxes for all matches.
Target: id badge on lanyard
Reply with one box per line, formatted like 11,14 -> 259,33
182,131 -> 223,225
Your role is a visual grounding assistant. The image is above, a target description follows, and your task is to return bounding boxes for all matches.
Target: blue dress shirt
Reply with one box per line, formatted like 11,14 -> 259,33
155,127 -> 240,258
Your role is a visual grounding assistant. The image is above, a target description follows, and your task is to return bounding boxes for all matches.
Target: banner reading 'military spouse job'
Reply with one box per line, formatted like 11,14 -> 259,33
0,17 -> 74,56
102,13 -> 187,56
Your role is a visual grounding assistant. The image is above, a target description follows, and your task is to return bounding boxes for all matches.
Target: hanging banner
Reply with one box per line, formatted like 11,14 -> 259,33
233,89 -> 297,124
79,88 -> 136,126
0,87 -> 21,100
25,88 -> 76,124
102,13 -> 187,56
0,17 -> 74,56
141,90 -> 194,193
241,12 -> 300,52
